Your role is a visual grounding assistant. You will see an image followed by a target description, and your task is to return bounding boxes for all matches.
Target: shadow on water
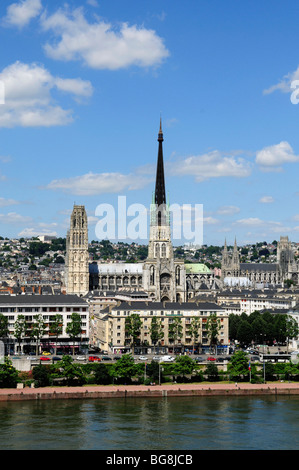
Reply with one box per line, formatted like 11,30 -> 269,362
1,395 -> 299,450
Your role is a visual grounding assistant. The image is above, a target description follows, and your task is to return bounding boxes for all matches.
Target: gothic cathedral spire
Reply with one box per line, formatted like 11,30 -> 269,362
155,117 -> 166,207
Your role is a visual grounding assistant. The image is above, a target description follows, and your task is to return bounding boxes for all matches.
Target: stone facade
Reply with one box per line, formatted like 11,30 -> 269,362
65,205 -> 89,296
87,122 -> 215,300
95,300 -> 228,354
221,236 -> 299,287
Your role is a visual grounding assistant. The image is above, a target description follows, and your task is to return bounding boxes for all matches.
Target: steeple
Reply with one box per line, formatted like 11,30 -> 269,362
155,118 -> 166,207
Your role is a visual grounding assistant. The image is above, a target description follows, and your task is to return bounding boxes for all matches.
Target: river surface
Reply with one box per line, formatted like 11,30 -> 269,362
0,395 -> 298,450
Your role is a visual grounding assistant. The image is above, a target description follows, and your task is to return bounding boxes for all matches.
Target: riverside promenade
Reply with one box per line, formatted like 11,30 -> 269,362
1,382 -> 299,402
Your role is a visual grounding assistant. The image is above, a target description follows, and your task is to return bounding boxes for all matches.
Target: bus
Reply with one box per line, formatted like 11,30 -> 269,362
259,353 -> 291,363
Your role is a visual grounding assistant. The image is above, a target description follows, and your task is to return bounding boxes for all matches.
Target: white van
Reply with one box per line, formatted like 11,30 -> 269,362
160,355 -> 175,362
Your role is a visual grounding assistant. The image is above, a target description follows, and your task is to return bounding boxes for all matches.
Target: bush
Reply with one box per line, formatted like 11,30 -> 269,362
0,359 -> 19,388
205,363 -> 219,382
32,364 -> 50,387
93,363 -> 112,385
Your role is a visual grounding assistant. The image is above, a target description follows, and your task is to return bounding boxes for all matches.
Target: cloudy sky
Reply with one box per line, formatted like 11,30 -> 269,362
1,0 -> 299,246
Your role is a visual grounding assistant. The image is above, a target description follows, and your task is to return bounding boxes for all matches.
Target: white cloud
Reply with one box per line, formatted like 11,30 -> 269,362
263,65 -> 299,95
255,141 -> 299,171
0,61 -> 93,127
217,205 -> 240,215
259,196 -> 274,204
234,218 -> 291,234
0,198 -> 20,207
40,6 -> 169,70
0,212 -> 32,224
3,0 -> 42,28
235,218 -> 264,226
169,150 -> 251,181
45,171 -> 152,196
203,216 -> 219,225
18,227 -> 58,238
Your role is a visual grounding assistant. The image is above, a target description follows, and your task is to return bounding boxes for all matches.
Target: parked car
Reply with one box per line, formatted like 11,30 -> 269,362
101,356 -> 112,361
42,351 -> 51,356
40,356 -> 51,361
88,356 -> 101,362
152,356 -> 161,361
138,356 -> 148,361
52,356 -> 61,362
207,356 -> 216,361
195,357 -> 204,362
76,356 -> 86,361
160,355 -> 175,362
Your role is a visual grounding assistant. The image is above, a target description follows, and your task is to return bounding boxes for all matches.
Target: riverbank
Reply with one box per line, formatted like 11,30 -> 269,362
1,382 -> 299,401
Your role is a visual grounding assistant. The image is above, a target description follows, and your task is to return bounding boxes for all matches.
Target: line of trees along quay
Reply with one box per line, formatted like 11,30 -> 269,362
229,311 -> 299,348
0,312 -> 84,355
3,351 -> 299,388
124,313 -> 222,353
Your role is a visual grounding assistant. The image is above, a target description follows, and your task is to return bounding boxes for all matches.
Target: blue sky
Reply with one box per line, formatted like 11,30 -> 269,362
1,0 -> 299,246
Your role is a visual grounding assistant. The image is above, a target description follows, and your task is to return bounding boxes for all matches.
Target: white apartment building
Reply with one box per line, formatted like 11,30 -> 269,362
0,294 -> 89,354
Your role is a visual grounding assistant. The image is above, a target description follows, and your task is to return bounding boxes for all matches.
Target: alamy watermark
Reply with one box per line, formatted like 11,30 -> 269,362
291,80 -> 299,104
94,196 -> 203,245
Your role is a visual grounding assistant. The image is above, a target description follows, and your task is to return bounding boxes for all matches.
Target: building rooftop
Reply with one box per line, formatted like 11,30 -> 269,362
0,294 -> 88,306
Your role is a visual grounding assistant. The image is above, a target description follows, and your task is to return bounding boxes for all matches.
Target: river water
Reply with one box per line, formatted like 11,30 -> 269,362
0,395 -> 298,450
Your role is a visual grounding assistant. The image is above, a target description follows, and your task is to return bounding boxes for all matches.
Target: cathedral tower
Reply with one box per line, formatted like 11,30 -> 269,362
65,205 -> 89,296
143,120 -> 185,302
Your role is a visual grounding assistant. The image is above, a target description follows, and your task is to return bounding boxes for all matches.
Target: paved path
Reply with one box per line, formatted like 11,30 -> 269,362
1,382 -> 299,399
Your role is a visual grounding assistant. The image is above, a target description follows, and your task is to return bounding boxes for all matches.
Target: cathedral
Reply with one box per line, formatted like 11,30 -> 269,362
65,121 -> 299,298
65,121 -> 217,298
221,236 -> 299,287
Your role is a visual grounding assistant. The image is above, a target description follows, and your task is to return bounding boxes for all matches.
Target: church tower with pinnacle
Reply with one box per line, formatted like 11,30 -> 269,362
143,119 -> 186,302
65,205 -> 89,296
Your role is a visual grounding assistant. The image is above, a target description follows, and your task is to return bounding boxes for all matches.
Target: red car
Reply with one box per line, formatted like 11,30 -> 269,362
88,356 -> 101,362
207,356 -> 216,361
40,356 -> 51,361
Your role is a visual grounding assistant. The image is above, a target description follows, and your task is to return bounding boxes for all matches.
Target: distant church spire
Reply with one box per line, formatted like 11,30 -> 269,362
155,117 -> 166,207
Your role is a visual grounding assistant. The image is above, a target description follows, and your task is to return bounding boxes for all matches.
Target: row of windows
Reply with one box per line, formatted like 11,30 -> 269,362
115,310 -> 223,316
0,307 -> 87,313
6,314 -> 87,321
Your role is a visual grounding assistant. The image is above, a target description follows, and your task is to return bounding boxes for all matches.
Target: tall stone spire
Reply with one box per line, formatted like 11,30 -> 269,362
155,118 -> 166,207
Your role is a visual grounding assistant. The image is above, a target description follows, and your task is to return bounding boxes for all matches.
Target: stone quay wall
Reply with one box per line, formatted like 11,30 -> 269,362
1,383 -> 299,402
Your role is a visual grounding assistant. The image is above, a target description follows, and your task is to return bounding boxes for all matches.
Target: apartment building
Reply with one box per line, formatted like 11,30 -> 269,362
0,294 -> 89,354
217,289 -> 296,315
94,301 -> 229,355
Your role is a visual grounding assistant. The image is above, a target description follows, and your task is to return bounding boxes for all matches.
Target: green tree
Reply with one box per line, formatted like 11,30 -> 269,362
112,354 -> 137,384
237,319 -> 252,346
14,315 -> 27,354
205,362 -> 219,382
285,315 -> 299,352
227,350 -> 250,382
145,360 -> 160,383
0,314 -> 9,354
0,358 -> 19,388
206,313 -> 221,353
32,364 -> 50,387
66,313 -> 83,355
149,317 -> 164,352
125,314 -> 142,354
173,355 -> 195,380
93,363 -> 111,385
58,355 -> 85,386
189,317 -> 201,353
0,314 -> 9,339
168,317 -> 183,351
31,314 -> 46,355
49,314 -> 63,355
